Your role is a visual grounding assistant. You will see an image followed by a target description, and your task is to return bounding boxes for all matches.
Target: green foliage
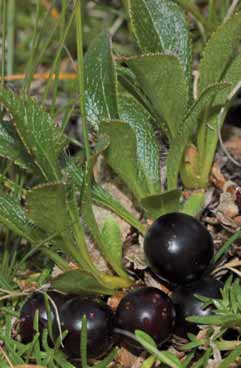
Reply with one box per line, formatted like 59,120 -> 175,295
199,13 -> 241,93
127,0 -> 191,80
26,182 -> 70,236
0,191 -> 41,242
91,184 -> 145,233
181,192 -> 205,216
135,330 -> 183,368
101,217 -> 130,280
0,86 -> 133,292
166,82 -> 230,190
65,157 -> 145,233
0,121 -> 35,170
85,32 -> 118,130
187,277 -> 241,328
100,120 -> 152,201
214,228 -> 241,263
51,269 -> 114,295
140,190 -> 181,220
0,87 -> 65,181
118,94 -> 161,194
127,54 -> 188,141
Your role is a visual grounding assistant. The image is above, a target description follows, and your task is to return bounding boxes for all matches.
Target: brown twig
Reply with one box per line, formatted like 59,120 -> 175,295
0,73 -> 77,81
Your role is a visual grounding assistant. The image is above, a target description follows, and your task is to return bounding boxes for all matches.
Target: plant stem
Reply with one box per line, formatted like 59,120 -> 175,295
216,340 -> 241,351
214,228 -> 241,263
23,0 -> 41,92
1,0 -> 6,84
41,248 -> 70,272
75,0 -> 91,160
176,0 -> 215,33
7,0 -> 15,75
42,2 -> 77,103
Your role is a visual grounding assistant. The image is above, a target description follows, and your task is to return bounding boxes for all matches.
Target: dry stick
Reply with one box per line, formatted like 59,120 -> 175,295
0,345 -> 14,368
0,291 -> 28,301
14,366 -> 46,368
38,291 -> 64,348
212,258 -> 241,276
218,80 -> 241,168
224,0 -> 240,21
0,73 -> 77,81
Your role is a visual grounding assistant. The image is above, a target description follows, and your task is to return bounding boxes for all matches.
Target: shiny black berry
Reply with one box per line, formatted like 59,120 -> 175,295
54,296 -> 114,359
114,287 -> 175,353
144,212 -> 214,284
20,291 -> 67,343
172,277 -> 223,336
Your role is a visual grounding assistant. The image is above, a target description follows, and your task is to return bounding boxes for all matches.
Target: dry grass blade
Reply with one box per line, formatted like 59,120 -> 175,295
14,366 -> 46,368
0,73 -> 77,81
212,258 -> 241,276
0,346 -> 14,368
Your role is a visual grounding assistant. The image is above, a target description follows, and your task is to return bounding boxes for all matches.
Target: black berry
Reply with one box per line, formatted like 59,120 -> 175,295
144,212 -> 214,284
172,277 -> 223,336
114,287 -> 175,353
54,296 -> 114,359
20,291 -> 67,343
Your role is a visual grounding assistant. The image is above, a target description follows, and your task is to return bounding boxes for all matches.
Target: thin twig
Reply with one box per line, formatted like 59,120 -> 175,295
212,258 -> 241,274
0,72 -> 77,81
110,16 -> 124,37
0,345 -> 14,368
38,291 -> 64,348
224,0 -> 240,21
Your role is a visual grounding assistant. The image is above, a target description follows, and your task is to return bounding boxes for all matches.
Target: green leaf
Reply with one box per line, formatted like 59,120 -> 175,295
221,51 -> 241,89
199,13 -> 241,93
26,182 -> 70,235
94,348 -> 118,368
26,184 -> 94,271
117,65 -> 153,114
135,330 -> 182,368
167,83 -> 231,190
219,344 -> 241,368
187,314 -> 241,326
0,191 -> 40,242
181,192 -> 205,216
51,270 -> 114,295
192,349 -> 212,368
0,87 -> 64,181
80,161 -> 132,287
80,162 -> 112,263
100,120 -> 152,200
64,157 -> 145,233
118,94 -> 160,194
80,315 -> 88,368
101,217 -> 129,279
135,330 -> 157,349
0,121 -> 35,170
92,185 -> 145,233
140,190 -> 181,220
85,32 -> 118,130
127,54 -> 188,140
141,356 -> 156,368
214,228 -> 241,263
128,0 -> 191,80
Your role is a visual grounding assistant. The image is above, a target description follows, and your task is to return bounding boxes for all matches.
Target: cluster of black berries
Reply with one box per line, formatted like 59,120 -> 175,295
19,213 -> 222,360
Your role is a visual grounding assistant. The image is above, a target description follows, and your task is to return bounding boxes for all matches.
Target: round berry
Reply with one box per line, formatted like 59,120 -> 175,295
144,212 -> 214,284
172,277 -> 223,336
115,287 -> 175,353
54,296 -> 114,359
20,291 -> 67,343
